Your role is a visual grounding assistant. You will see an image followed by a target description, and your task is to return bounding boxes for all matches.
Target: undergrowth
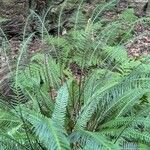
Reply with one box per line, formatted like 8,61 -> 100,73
0,0 -> 150,150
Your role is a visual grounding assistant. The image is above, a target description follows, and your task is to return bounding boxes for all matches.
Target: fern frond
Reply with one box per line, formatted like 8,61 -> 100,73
101,116 -> 150,130
16,53 -> 62,93
119,9 -> 138,23
20,107 -> 70,150
102,45 -> 128,64
52,83 -> 69,127
70,129 -> 120,150
75,63 -> 150,129
123,129 -> 150,145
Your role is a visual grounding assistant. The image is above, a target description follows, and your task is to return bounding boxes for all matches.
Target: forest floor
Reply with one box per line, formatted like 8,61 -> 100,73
117,1 -> 150,57
0,0 -> 150,97
6,0 -> 150,60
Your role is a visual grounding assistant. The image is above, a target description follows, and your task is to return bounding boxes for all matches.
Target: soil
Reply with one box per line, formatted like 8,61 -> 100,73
1,0 -> 150,66
101,0 -> 150,57
0,0 -> 150,96
6,1 -> 150,58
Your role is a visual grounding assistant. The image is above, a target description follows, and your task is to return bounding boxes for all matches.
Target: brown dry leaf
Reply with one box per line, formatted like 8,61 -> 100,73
49,88 -> 57,101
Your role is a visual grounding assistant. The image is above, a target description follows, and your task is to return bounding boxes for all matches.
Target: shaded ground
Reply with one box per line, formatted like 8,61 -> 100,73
1,0 -> 150,68
0,0 -> 150,96
101,0 -> 150,57
5,0 -> 150,58
126,24 -> 150,57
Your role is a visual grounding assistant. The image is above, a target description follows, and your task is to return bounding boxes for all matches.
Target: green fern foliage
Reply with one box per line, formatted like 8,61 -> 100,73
119,9 -> 138,23
1,0 -> 150,150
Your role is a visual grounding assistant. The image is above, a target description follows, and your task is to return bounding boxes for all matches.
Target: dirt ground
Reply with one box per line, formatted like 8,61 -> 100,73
0,0 -> 150,96
3,0 -> 150,59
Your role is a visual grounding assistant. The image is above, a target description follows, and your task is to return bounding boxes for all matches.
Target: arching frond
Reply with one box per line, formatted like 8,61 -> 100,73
52,83 -> 69,127
70,129 -> 120,150
75,63 -> 150,129
20,107 -> 70,150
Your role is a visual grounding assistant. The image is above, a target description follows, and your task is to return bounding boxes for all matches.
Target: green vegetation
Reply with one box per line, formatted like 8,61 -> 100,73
0,0 -> 150,149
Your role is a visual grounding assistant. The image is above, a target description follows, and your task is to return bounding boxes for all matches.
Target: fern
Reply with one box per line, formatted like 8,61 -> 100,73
52,83 -> 69,126
70,129 -> 120,150
1,0 -> 150,149
17,84 -> 70,150
119,9 -> 138,23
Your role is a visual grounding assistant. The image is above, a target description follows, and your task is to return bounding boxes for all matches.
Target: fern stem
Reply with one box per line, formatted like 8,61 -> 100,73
114,116 -> 135,144
18,105 -> 34,150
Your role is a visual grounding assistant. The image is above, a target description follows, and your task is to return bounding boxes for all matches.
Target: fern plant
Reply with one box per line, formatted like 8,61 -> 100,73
1,0 -> 150,150
1,54 -> 150,149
